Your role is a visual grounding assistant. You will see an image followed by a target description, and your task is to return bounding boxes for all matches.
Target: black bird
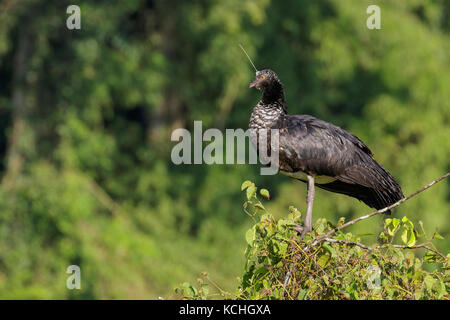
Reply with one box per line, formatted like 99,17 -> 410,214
248,69 -> 404,238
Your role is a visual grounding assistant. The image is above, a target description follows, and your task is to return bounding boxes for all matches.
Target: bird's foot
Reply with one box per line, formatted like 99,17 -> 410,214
294,224 -> 313,241
300,228 -> 309,241
293,224 -> 304,233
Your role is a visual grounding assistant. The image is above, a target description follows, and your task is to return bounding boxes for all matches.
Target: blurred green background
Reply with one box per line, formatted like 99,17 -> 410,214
0,0 -> 448,299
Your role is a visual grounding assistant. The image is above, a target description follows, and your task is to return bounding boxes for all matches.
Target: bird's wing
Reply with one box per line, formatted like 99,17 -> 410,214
277,115 -> 403,208
290,115 -> 372,156
278,115 -> 371,176
278,114 -> 403,198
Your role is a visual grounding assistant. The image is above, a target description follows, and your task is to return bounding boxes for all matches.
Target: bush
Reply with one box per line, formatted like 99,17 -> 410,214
178,181 -> 449,300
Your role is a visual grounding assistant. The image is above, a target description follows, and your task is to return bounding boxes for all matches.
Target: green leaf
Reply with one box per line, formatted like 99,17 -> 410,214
255,266 -> 269,277
181,282 -> 197,297
200,283 -> 209,297
379,232 -> 388,241
277,242 -> 288,255
277,218 -> 294,229
424,251 -> 437,263
401,229 -> 416,247
414,288 -> 423,300
246,185 -> 257,200
317,254 -> 331,267
387,218 -> 400,236
408,232 -> 416,246
245,227 -> 256,246
433,231 -> 444,240
435,280 -> 446,299
392,218 -> 400,228
288,206 -> 301,220
424,275 -> 436,292
241,180 -> 253,191
297,289 -> 307,300
259,188 -> 270,200
355,233 -> 374,238
254,203 -> 265,211
323,243 -> 337,258
401,216 -> 414,229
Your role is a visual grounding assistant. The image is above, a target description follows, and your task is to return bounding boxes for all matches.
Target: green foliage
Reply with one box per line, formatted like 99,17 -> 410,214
180,182 -> 449,300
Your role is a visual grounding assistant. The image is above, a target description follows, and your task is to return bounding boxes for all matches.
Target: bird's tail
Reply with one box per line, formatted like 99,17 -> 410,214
317,158 -> 404,214
317,180 -> 402,214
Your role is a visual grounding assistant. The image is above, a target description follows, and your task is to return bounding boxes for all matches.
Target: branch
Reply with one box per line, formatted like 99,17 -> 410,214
324,235 -> 447,261
309,172 -> 450,248
323,237 -> 374,253
284,173 -> 449,288
390,244 -> 446,260
377,232 -> 447,261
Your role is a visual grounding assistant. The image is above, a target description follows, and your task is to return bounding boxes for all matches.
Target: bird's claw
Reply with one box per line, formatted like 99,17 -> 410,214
294,223 -> 313,241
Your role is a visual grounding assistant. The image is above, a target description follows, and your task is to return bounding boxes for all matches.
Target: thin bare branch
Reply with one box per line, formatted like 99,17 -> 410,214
284,173 -> 450,291
323,237 -> 374,252
389,244 -> 446,260
309,172 -> 450,248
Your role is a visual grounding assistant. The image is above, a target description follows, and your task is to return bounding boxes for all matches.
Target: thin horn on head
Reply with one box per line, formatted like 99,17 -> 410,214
239,44 -> 258,72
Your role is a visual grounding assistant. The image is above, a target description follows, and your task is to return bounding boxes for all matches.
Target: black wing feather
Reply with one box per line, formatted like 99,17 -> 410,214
276,115 -> 403,211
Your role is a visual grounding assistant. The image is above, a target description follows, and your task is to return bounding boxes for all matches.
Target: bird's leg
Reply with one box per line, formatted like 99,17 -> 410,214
301,175 -> 315,240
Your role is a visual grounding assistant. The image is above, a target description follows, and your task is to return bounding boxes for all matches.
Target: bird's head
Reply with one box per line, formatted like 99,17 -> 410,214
248,69 -> 280,91
249,69 -> 285,104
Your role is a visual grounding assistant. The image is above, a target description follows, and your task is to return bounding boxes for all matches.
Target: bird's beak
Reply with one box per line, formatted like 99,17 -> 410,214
248,79 -> 258,88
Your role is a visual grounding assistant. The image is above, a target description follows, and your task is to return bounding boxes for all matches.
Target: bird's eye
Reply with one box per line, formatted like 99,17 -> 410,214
260,75 -> 265,80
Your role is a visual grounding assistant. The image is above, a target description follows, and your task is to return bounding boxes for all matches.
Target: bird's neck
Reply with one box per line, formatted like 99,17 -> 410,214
250,99 -> 286,130
261,81 -> 287,113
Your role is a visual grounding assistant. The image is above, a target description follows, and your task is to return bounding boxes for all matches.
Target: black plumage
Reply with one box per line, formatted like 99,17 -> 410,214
248,69 -> 403,236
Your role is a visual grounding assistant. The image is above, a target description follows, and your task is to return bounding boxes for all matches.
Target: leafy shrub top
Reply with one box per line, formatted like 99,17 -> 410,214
179,180 -> 449,300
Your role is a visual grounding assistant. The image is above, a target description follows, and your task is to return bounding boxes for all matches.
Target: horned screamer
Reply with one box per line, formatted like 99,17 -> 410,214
247,68 -> 403,239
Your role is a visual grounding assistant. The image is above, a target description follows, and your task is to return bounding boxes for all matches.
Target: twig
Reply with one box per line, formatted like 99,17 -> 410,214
309,172 -> 450,248
203,273 -> 233,299
394,244 -> 446,260
283,173 -> 449,288
323,237 -> 374,253
283,269 -> 293,288
283,173 -> 448,292
283,241 -> 320,290
378,242 -> 447,261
